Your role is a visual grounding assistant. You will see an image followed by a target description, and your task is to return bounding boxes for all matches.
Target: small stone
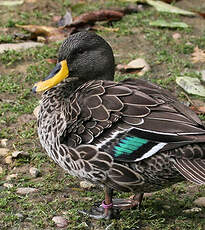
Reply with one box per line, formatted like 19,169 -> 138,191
187,185 -> 200,194
52,216 -> 68,228
12,151 -> 23,158
16,187 -> 38,195
15,213 -> 24,221
0,167 -> 3,174
3,183 -> 13,188
37,36 -> 46,43
0,139 -> 8,147
193,197 -> 205,207
80,181 -> 96,189
6,174 -> 18,181
12,151 -> 29,158
0,148 -> 10,156
163,205 -> 171,210
183,207 -> 202,213
5,156 -> 13,164
29,167 -> 40,177
172,33 -> 181,40
144,192 -> 154,198
81,197 -> 93,201
76,222 -> 88,228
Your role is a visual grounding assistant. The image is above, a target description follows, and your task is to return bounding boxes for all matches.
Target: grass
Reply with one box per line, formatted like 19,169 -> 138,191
0,0 -> 205,229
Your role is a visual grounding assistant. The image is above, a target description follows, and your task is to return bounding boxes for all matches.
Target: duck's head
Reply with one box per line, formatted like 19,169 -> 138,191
32,31 -> 115,93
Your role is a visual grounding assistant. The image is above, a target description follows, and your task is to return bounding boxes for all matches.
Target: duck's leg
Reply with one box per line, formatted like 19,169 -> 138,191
79,191 -> 144,219
79,186 -> 115,220
102,186 -> 114,219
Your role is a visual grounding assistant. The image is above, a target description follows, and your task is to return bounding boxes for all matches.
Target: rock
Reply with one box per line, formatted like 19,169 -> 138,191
29,167 -> 40,177
187,185 -> 200,194
0,148 -> 10,156
15,213 -> 24,221
144,192 -> 154,198
183,207 -> 202,213
3,183 -> 13,188
0,167 -> 3,174
76,222 -> 88,228
0,139 -> 8,147
80,181 -> 96,189
81,197 -> 93,201
193,197 -> 205,207
12,151 -> 22,158
16,187 -> 38,195
172,33 -> 181,40
0,42 -> 43,54
52,216 -> 68,228
6,174 -> 18,181
162,205 -> 171,210
5,156 -> 13,164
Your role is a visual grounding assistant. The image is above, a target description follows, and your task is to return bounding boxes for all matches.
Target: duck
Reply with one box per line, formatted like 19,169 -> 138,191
33,31 -> 205,219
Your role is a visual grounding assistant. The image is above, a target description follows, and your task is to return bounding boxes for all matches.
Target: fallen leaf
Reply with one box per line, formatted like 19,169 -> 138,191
124,0 -> 196,16
176,77 -> 205,97
68,10 -> 124,27
190,106 -> 205,114
0,0 -> 24,6
150,20 -> 188,28
194,11 -> 205,19
116,58 -> 150,75
16,24 -> 68,42
191,46 -> 205,63
147,0 -> 195,15
0,42 -> 43,54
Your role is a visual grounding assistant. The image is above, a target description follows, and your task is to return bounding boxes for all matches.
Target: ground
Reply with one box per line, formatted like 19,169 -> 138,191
0,0 -> 205,229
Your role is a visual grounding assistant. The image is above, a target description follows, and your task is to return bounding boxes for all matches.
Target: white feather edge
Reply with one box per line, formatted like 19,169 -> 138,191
96,124 -> 167,161
134,142 -> 167,162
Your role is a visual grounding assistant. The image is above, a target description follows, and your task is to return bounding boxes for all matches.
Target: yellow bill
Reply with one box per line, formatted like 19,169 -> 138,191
32,60 -> 69,93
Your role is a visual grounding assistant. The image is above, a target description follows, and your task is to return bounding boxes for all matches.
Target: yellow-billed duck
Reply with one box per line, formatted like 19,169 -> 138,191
33,31 -> 205,219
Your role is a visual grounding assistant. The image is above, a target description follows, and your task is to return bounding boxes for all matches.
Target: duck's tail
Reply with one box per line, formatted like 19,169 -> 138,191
172,143 -> 205,184
174,158 -> 205,184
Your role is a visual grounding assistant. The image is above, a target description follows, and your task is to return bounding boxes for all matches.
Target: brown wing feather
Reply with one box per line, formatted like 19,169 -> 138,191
61,79 -> 205,151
